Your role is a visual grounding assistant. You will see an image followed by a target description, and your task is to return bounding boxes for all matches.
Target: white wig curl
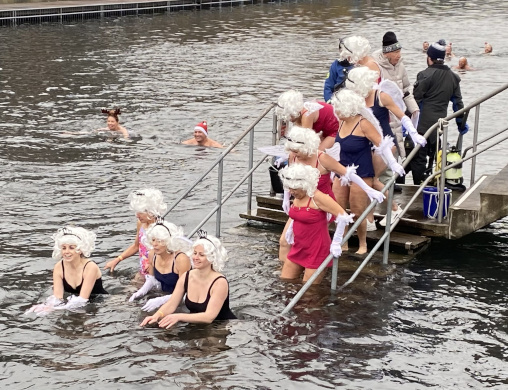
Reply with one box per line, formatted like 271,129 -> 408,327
331,89 -> 366,118
346,66 -> 378,98
284,125 -> 320,156
275,89 -> 304,121
338,36 -> 371,64
279,163 -> 320,197
128,188 -> 167,217
146,219 -> 191,254
52,226 -> 96,260
190,231 -> 229,272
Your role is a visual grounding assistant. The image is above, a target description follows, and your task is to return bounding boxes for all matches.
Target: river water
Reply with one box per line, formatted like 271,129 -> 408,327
1,0 -> 508,388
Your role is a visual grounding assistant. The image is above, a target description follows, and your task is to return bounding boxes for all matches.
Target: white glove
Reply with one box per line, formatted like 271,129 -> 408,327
274,157 -> 287,168
401,116 -> 426,147
375,136 -> 406,177
141,295 -> 172,312
349,172 -> 385,204
285,219 -> 295,245
53,295 -> 88,311
25,295 -> 65,316
129,274 -> 159,302
282,190 -> 291,215
330,213 -> 355,257
339,164 -> 358,186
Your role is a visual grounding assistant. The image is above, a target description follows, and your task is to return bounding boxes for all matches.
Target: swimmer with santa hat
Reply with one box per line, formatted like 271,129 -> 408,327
182,121 -> 223,148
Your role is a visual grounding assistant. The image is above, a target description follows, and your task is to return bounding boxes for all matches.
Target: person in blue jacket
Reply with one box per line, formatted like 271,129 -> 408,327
323,38 -> 355,102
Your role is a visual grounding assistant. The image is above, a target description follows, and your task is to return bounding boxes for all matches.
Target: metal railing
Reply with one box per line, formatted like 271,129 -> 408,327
281,83 -> 508,315
163,103 -> 275,239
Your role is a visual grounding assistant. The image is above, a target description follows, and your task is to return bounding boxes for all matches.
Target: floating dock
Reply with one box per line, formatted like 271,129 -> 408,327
0,0 -> 270,26
240,163 -> 508,255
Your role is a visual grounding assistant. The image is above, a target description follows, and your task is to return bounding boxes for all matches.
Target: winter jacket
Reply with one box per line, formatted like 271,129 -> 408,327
323,59 -> 354,102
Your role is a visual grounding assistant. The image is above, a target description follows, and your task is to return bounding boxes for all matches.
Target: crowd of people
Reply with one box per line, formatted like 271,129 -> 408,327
273,31 -> 481,277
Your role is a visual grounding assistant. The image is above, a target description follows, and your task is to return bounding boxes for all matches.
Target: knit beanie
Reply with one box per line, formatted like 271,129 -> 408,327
427,42 -> 446,61
382,31 -> 402,53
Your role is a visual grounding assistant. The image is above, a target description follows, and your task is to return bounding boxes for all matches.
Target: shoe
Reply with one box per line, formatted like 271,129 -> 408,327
366,219 -> 377,231
393,184 -> 402,193
379,205 -> 403,227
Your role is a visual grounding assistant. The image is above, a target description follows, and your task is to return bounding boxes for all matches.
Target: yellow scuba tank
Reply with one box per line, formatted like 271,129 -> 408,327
435,146 -> 465,191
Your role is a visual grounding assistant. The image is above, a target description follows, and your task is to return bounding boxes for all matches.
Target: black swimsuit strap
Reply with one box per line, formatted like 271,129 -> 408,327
206,276 -> 226,298
62,260 -> 91,286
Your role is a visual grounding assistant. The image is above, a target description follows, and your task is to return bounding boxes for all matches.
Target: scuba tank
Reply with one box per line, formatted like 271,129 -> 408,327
436,145 -> 466,191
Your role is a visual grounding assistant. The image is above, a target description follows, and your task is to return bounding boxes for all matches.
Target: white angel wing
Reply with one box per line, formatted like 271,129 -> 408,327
324,142 -> 341,161
360,107 -> 383,136
257,144 -> 289,159
303,101 -> 324,116
379,79 -> 406,113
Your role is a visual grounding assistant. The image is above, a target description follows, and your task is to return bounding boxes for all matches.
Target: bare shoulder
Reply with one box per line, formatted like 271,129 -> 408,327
208,139 -> 224,148
53,260 -> 63,276
182,138 -> 197,145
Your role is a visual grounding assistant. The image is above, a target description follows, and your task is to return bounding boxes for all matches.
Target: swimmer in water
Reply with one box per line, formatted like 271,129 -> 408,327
453,57 -> 474,71
422,41 -> 429,52
182,121 -> 223,148
95,108 -> 129,139
484,42 -> 493,54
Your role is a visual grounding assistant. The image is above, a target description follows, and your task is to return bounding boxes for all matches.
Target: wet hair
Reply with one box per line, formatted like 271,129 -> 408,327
346,66 -> 378,98
279,163 -> 320,197
338,36 -> 371,64
145,218 -> 191,253
52,226 -> 96,260
275,90 -> 304,121
331,89 -> 366,118
190,230 -> 229,272
101,107 -> 121,121
284,125 -> 320,156
128,188 -> 167,218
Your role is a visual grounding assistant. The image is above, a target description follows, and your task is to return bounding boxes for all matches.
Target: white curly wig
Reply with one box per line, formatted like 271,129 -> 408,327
284,125 -> 320,156
275,89 -> 304,121
279,163 -> 320,197
190,231 -> 229,272
52,226 -> 96,260
346,66 -> 378,98
145,219 -> 192,254
331,89 -> 366,118
338,36 -> 371,64
128,188 -> 167,217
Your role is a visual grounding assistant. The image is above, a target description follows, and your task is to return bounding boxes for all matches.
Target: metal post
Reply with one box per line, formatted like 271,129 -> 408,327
437,120 -> 448,223
216,159 -> 224,237
269,112 -> 278,197
382,184 -> 395,265
470,104 -> 480,184
246,127 -> 255,213
331,257 -> 339,290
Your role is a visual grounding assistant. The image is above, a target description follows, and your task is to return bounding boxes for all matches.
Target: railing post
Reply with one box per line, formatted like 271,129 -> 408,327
247,127 -> 255,213
437,120 -> 448,223
470,104 -> 481,184
216,159 -> 224,237
270,112 -> 278,197
382,184 -> 395,265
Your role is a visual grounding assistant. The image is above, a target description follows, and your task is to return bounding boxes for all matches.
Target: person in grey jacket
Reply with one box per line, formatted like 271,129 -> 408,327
410,41 -> 468,185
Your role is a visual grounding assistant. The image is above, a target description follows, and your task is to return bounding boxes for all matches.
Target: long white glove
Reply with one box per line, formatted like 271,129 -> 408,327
53,295 -> 88,311
25,295 -> 65,316
351,174 -> 386,204
285,219 -> 295,245
401,116 -> 426,147
129,274 -> 159,302
274,157 -> 287,168
141,295 -> 172,312
374,136 -> 406,177
330,213 -> 355,257
282,190 -> 291,215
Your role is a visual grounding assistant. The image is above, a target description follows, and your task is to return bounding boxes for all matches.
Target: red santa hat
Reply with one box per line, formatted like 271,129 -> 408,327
194,121 -> 208,136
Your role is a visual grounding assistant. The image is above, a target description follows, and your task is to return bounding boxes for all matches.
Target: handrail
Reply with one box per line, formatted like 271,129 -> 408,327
281,83 -> 508,315
163,103 -> 275,217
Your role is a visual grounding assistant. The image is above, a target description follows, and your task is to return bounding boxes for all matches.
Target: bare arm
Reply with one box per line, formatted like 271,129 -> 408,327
174,253 -> 191,276
313,190 -> 346,216
53,262 -> 64,300
380,92 -> 406,121
317,152 -> 347,176
104,221 -> 141,272
360,118 -> 382,147
79,261 -> 102,300
158,278 -> 229,328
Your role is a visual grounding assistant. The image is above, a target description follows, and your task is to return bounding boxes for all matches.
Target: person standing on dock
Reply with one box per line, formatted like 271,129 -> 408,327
323,38 -> 355,103
276,89 -> 338,150
182,121 -> 223,148
410,41 -> 468,185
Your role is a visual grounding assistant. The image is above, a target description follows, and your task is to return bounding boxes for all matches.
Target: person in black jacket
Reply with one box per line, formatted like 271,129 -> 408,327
409,41 -> 468,184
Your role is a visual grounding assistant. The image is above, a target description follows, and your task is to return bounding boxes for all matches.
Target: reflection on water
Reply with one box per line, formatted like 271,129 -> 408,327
1,0 -> 508,388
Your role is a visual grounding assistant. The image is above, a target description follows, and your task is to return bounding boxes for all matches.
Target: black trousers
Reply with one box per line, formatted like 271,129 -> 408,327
411,137 -> 437,185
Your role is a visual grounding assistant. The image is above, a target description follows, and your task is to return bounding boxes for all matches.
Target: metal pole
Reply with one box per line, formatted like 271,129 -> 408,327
269,113 -> 278,197
216,159 -> 223,237
247,126 -> 255,213
331,257 -> 339,290
382,184 -> 395,265
438,120 -> 448,223
470,104 -> 481,184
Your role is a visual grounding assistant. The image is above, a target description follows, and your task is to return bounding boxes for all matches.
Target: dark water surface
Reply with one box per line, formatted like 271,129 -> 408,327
1,1 -> 508,388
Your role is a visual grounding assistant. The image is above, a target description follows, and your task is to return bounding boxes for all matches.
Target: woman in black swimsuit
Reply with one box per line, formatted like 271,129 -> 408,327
27,226 -> 107,315
140,231 -> 236,329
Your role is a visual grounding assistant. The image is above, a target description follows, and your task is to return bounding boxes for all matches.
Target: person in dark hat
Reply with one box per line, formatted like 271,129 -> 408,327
373,31 -> 420,187
408,41 -> 468,185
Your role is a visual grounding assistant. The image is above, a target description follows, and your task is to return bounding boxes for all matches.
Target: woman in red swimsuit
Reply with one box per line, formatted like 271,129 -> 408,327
278,164 -> 354,284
